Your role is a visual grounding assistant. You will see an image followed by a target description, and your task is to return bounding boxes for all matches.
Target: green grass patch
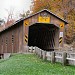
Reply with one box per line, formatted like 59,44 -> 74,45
0,54 -> 75,75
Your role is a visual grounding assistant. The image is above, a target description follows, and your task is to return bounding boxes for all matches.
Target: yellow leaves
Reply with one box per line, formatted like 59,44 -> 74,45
32,0 -> 52,13
56,12 -> 64,19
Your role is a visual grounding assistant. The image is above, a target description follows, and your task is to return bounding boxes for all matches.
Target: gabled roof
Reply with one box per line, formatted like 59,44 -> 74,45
0,9 -> 68,33
22,9 -> 68,24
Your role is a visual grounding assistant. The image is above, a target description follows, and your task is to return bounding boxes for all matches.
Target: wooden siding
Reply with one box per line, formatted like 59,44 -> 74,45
18,23 -> 23,52
0,35 -> 2,53
0,21 -> 23,54
7,30 -> 12,53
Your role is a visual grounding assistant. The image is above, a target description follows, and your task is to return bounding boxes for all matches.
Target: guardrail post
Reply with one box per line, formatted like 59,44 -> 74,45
31,46 -> 33,53
33,46 -> 35,53
37,48 -> 39,56
35,47 -> 38,55
43,51 -> 46,60
34,47 -> 36,54
40,49 -> 42,58
51,51 -> 55,63
41,50 -> 43,58
62,52 -> 67,65
37,48 -> 40,57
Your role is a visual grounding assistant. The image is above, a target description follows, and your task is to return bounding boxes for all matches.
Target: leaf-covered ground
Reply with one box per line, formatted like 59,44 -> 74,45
0,54 -> 75,75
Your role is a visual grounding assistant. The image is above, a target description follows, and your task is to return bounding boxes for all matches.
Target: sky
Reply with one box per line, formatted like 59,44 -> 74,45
0,0 -> 31,20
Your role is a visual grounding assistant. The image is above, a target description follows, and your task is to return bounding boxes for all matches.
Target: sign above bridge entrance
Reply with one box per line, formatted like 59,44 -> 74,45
38,16 -> 50,23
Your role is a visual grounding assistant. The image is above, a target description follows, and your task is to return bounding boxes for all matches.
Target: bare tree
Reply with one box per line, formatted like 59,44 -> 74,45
5,8 -> 14,21
19,10 -> 30,18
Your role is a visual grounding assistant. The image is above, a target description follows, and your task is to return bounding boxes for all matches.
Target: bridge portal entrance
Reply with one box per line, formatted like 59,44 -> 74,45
28,23 -> 59,51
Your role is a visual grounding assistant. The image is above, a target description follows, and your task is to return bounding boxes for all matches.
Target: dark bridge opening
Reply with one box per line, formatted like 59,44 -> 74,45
28,23 -> 59,51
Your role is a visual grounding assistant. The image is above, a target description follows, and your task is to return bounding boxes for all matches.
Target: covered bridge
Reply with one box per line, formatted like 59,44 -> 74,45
0,9 -> 68,54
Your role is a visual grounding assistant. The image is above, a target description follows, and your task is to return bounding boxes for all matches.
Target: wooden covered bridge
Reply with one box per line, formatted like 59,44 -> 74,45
0,9 -> 68,56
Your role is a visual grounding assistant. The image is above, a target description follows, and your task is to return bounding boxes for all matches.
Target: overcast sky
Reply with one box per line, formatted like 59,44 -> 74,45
0,0 -> 31,20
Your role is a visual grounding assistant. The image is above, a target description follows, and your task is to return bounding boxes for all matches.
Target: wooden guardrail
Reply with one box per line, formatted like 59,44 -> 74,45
26,46 -> 75,66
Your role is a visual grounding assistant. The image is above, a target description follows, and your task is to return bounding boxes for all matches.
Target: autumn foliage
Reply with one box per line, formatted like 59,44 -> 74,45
31,0 -> 75,44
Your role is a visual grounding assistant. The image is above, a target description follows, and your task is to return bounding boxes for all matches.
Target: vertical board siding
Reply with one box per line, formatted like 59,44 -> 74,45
7,31 -> 9,53
18,24 -> 23,52
3,33 -> 6,53
7,31 -> 12,53
13,26 -> 19,53
1,35 -> 3,53
13,29 -> 16,53
0,35 -> 2,53
16,26 -> 19,52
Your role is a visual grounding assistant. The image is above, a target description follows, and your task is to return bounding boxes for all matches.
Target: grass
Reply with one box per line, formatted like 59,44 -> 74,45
0,54 -> 75,75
